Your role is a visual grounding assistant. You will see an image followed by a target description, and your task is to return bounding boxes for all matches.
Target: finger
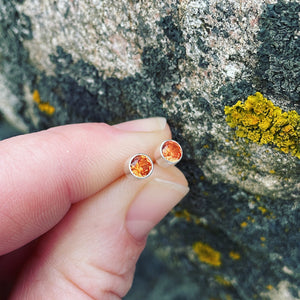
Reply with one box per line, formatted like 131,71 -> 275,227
10,165 -> 189,300
0,118 -> 170,255
0,241 -> 37,299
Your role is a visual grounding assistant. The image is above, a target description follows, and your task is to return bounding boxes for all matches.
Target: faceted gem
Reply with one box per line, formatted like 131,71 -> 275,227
130,154 -> 153,178
161,140 -> 182,163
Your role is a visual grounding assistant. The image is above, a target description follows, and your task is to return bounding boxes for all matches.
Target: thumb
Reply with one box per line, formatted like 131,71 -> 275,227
10,165 -> 189,299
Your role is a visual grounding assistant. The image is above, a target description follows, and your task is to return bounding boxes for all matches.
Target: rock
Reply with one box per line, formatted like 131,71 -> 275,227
0,0 -> 299,299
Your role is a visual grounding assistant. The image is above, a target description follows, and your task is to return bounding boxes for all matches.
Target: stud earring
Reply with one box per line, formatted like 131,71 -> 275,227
128,154 -> 153,179
156,140 -> 183,167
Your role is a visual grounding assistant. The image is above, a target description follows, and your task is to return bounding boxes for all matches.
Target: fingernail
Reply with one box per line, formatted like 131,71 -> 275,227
126,178 -> 189,241
113,117 -> 166,132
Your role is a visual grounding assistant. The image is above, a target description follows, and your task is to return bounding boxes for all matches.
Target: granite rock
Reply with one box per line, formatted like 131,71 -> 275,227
0,0 -> 299,299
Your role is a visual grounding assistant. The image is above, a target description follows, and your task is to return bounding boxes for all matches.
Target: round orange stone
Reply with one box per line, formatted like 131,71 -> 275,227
161,140 -> 182,163
130,154 -> 153,178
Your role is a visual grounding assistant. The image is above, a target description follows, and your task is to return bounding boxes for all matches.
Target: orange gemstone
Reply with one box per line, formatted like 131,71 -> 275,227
130,154 -> 153,178
161,140 -> 182,163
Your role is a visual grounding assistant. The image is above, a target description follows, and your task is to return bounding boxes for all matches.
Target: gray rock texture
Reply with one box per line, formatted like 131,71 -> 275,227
0,0 -> 300,299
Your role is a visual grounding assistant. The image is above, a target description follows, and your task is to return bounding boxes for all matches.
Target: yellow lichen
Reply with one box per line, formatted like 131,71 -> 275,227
258,206 -> 267,214
229,251 -> 241,260
240,221 -> 248,228
32,90 -> 55,116
174,209 -> 191,222
215,275 -> 232,286
38,103 -> 56,115
246,216 -> 255,223
193,242 -> 222,267
32,89 -> 41,104
225,92 -> 300,158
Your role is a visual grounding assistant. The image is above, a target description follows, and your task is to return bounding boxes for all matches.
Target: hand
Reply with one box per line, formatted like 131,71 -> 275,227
0,118 -> 189,299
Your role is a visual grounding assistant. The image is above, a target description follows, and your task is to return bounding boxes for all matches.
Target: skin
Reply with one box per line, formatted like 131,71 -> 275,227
0,118 -> 189,299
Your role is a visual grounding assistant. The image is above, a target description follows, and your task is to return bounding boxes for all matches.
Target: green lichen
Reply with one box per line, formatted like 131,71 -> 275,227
224,92 -> 300,159
256,1 -> 300,102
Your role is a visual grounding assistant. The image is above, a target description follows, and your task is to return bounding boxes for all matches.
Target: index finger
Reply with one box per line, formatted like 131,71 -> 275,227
0,118 -> 170,255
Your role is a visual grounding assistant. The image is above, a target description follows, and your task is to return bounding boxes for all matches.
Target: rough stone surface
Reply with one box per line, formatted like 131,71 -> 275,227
0,0 -> 300,299
0,74 -> 28,132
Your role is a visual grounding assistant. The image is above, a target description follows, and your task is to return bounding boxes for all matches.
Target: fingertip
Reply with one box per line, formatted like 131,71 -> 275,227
153,164 -> 189,188
113,117 -> 167,132
126,165 -> 189,241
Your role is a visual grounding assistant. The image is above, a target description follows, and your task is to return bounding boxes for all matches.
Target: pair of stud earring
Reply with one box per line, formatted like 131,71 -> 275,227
127,140 -> 183,179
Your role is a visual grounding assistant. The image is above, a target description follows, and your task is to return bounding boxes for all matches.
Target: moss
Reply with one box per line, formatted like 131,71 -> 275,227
225,92 -> 300,158
193,242 -> 222,267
